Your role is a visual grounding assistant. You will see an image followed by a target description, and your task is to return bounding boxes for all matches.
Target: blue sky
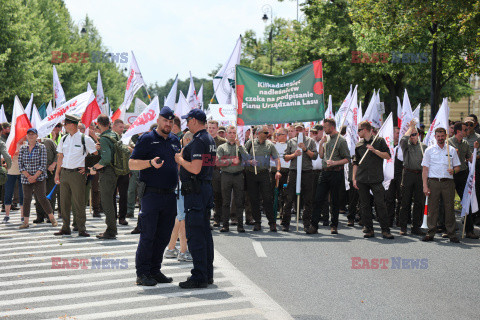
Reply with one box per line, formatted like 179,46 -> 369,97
64,0 -> 300,86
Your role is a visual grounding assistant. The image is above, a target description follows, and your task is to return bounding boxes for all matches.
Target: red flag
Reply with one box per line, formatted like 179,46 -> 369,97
6,96 -> 32,156
81,98 -> 101,127
111,103 -> 126,122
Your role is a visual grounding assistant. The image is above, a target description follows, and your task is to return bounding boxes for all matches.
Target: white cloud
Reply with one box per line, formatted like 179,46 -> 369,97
64,0 -> 299,86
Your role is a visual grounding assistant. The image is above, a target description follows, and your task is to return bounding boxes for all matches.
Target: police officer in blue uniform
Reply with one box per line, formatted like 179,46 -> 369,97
129,106 -> 181,286
175,109 -> 216,289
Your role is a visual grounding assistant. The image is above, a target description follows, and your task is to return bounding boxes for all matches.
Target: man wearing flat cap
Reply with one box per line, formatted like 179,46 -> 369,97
54,114 -> 98,237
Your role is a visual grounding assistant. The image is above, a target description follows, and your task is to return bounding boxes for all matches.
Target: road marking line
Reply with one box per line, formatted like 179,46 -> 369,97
252,240 -> 267,257
155,308 -> 261,320
2,287 -> 240,317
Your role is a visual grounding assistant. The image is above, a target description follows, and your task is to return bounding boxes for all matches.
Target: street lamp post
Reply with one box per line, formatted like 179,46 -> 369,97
262,4 -> 274,75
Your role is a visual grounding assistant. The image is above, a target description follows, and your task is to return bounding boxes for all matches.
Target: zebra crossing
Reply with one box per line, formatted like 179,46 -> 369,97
0,211 -> 292,319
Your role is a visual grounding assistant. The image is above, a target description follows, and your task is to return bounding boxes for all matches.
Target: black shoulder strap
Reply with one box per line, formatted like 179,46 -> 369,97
81,134 -> 86,155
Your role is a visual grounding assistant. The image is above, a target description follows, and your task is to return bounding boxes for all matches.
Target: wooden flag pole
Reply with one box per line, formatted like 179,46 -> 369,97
358,118 -> 389,165
296,194 -> 300,232
250,126 -> 258,175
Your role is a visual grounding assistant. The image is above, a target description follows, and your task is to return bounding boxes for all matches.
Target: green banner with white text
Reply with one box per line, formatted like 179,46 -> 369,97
236,60 -> 324,125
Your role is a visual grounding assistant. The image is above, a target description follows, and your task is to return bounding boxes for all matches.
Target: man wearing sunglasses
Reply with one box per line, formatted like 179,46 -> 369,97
282,123 -> 318,232
398,120 -> 427,236
352,121 -> 393,239
448,121 -> 479,239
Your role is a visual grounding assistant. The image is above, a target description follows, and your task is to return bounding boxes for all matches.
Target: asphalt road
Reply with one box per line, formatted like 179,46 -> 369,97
1,208 -> 479,320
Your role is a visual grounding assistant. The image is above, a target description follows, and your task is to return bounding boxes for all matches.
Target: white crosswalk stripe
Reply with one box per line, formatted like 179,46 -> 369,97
0,211 -> 292,319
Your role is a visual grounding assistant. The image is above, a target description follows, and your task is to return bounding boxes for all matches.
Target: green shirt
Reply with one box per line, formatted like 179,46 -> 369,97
243,138 -> 279,173
216,142 -> 246,174
465,132 -> 480,152
353,136 -> 390,184
322,133 -> 350,169
98,129 -> 118,167
399,135 -> 426,171
284,136 -> 318,171
448,136 -> 472,172
41,138 -> 58,166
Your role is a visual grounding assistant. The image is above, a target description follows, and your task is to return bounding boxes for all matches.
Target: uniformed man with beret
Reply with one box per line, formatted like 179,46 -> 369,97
175,108 -> 216,289
54,114 -> 97,237
129,107 -> 181,286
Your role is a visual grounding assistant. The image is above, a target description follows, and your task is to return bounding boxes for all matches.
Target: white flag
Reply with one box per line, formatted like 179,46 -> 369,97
195,84 -> 204,109
335,86 -> 353,131
24,93 -> 34,120
325,95 -> 334,119
399,89 -> 414,137
87,82 -> 93,92
424,98 -> 449,146
378,113 -> 395,187
37,90 -> 96,139
343,86 -> 359,156
396,96 -> 402,128
186,71 -> 196,109
213,36 -> 242,105
413,104 -> 421,128
296,132 -> 303,194
461,148 -> 478,216
0,105 -> 7,123
53,65 -> 66,107
175,91 -> 191,130
123,51 -> 146,113
96,70 -> 105,108
134,98 -> 148,115
30,104 -> 42,129
164,75 -> 178,109
121,97 -> 160,144
362,89 -> 383,128
46,100 -> 53,116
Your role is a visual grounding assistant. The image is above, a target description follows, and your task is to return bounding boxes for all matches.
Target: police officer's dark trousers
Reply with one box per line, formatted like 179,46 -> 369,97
136,191 -> 176,277
184,182 -> 214,283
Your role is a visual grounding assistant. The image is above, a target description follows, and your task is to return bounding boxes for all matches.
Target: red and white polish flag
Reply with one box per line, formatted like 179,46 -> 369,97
6,96 -> 32,156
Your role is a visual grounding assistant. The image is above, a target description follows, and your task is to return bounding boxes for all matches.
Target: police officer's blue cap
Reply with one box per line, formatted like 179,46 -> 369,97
159,106 -> 175,120
181,108 -> 206,122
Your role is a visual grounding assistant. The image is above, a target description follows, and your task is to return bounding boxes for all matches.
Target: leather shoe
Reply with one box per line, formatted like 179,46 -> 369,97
151,272 -> 173,283
269,224 -> 277,232
363,230 -> 375,238
331,227 -> 338,235
465,232 -> 479,239
136,274 -> 157,286
253,224 -> 261,231
399,228 -> 407,236
93,212 -> 101,218
450,237 -> 460,243
78,231 -> 90,237
33,218 -> 44,224
96,232 -> 115,239
188,276 -> 213,285
179,278 -> 208,289
131,227 -> 140,234
119,219 -> 128,225
306,226 -> 318,234
73,226 -> 79,231
382,231 -> 394,239
422,235 -> 434,242
237,227 -> 245,233
220,227 -> 229,233
54,229 -> 71,236
347,220 -> 354,227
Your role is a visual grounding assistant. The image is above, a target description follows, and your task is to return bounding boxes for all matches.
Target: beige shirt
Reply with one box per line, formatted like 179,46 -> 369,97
57,131 -> 97,169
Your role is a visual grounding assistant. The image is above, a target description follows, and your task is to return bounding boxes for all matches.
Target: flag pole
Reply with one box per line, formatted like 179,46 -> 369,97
143,85 -> 152,103
250,126 -> 257,175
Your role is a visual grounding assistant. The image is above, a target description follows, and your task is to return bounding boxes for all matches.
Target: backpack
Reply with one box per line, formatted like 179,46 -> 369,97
106,133 -> 131,176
